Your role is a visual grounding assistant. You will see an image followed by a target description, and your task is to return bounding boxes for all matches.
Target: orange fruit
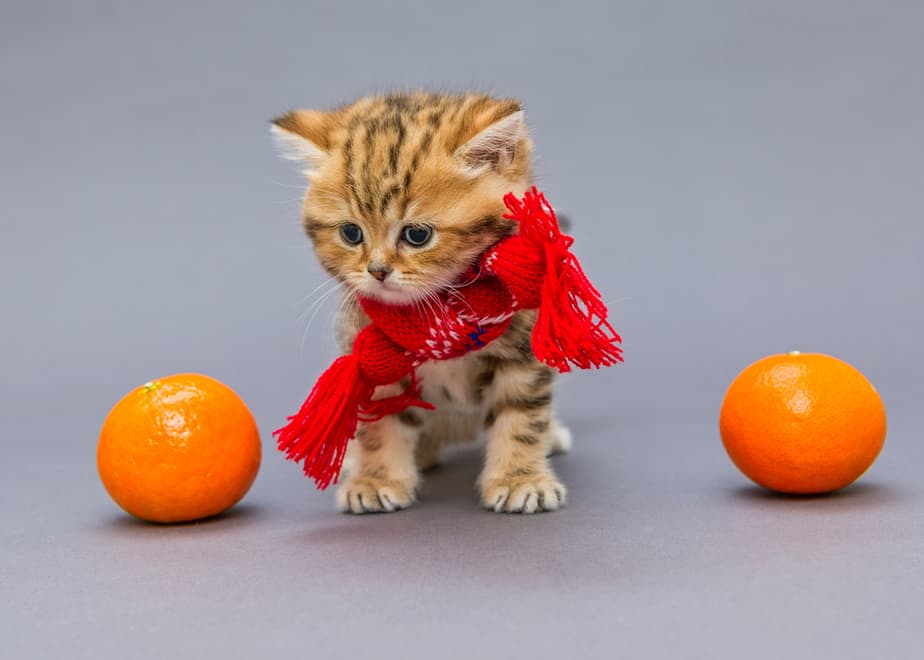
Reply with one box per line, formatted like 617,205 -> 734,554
97,373 -> 261,523
719,352 -> 886,494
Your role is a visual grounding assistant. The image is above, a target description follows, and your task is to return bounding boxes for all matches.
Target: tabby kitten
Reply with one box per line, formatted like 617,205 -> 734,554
271,92 -> 571,514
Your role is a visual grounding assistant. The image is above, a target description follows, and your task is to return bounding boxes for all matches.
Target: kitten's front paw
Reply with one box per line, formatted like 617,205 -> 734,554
336,475 -> 417,514
479,473 -> 567,514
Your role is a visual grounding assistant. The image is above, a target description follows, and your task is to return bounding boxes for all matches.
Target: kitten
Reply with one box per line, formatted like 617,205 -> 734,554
271,92 -> 571,514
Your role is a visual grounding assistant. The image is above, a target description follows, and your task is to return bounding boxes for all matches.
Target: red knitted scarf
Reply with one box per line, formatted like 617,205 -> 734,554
275,188 -> 622,489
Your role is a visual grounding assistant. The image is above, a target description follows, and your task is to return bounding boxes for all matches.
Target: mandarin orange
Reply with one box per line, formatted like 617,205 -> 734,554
719,352 -> 886,494
97,373 -> 261,522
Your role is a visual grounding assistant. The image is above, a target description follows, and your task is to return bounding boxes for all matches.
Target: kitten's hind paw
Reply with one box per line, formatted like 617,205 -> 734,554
548,420 -> 572,456
479,473 -> 567,514
336,475 -> 417,514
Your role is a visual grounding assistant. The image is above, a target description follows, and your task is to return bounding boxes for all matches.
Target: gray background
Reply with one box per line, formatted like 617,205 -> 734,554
3,1 -> 922,658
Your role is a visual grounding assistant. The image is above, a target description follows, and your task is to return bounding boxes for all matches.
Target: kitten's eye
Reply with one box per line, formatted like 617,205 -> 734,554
340,223 -> 363,245
402,225 -> 433,247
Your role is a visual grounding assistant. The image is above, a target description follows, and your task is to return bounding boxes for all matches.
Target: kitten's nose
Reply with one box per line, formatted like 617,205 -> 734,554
367,264 -> 392,282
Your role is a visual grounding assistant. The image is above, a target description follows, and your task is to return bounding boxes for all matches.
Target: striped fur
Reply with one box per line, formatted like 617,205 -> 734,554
272,93 -> 569,514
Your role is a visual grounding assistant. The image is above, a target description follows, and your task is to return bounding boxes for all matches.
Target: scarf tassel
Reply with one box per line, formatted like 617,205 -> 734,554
504,188 -> 624,373
273,355 -> 433,490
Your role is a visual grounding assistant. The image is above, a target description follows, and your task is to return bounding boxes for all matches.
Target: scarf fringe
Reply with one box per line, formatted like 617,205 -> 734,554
273,355 -> 433,490
503,188 -> 624,373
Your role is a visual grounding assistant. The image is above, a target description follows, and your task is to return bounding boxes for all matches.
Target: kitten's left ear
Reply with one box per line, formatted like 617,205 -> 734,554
455,110 -> 526,175
270,109 -> 333,176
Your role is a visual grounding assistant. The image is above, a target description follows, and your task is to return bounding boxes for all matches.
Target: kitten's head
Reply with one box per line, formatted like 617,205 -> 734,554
271,93 -> 533,304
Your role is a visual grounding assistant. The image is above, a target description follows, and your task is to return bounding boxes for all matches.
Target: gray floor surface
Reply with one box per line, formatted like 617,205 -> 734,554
3,2 -> 923,659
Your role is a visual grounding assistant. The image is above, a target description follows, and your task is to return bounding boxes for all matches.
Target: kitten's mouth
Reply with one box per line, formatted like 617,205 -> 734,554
357,280 -> 419,305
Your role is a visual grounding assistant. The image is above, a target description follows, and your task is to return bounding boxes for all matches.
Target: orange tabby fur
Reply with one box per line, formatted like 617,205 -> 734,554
272,92 -> 570,514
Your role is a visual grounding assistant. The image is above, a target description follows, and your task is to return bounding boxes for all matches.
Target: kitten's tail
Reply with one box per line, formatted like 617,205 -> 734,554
556,212 -> 572,233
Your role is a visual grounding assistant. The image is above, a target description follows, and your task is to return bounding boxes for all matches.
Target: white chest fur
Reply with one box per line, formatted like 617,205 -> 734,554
416,353 -> 484,412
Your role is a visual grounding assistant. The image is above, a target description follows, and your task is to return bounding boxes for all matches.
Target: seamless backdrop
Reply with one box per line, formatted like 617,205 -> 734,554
2,2 -> 923,659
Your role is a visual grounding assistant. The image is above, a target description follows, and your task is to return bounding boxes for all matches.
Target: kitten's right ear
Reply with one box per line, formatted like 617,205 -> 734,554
270,110 -> 332,176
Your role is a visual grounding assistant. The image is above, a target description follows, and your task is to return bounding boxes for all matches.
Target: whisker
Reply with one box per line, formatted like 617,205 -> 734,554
447,268 -> 481,290
296,279 -> 343,321
418,290 -> 440,326
294,275 -> 340,308
300,284 -> 342,356
422,287 -> 453,327
414,291 -> 432,321
303,282 -> 342,327
329,288 -> 359,346
266,177 -> 308,190
445,285 -> 476,317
